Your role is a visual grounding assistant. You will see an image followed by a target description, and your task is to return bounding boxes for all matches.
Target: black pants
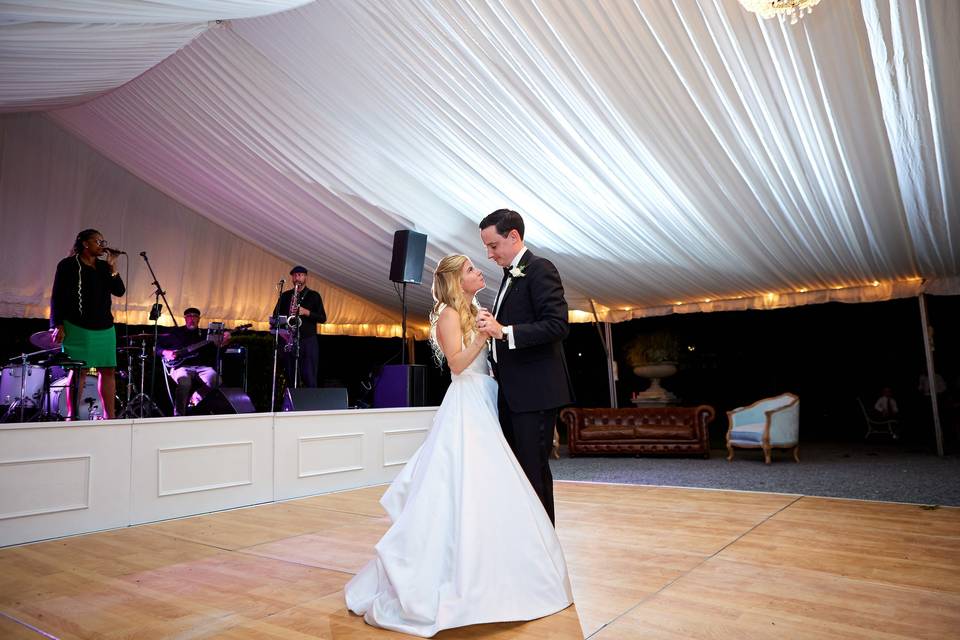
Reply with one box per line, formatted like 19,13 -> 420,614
170,365 -> 219,416
284,333 -> 318,388
497,389 -> 558,525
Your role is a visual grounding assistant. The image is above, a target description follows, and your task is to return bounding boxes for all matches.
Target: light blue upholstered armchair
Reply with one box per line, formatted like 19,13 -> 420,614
726,393 -> 800,464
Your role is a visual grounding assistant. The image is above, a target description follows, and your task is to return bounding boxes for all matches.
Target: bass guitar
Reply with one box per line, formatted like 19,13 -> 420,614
163,324 -> 251,368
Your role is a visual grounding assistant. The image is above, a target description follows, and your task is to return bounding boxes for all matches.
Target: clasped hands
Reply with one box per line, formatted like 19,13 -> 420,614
475,308 -> 504,340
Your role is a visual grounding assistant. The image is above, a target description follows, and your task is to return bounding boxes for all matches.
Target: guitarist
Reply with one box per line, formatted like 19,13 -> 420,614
157,308 -> 230,416
272,265 -> 326,388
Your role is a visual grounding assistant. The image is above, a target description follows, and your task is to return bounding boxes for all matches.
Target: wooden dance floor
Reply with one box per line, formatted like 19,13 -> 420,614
1,481 -> 958,639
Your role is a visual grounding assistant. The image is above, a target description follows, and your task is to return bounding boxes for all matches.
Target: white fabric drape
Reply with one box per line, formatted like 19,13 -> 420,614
0,1 -> 307,23
4,0 -> 958,322
0,113 -> 422,337
0,1 -> 310,111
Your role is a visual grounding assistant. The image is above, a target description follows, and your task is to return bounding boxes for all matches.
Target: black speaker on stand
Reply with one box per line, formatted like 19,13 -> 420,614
389,230 -> 427,365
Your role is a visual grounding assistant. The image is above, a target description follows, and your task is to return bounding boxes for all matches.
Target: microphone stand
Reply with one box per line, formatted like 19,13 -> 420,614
140,251 -> 177,416
270,279 -> 284,412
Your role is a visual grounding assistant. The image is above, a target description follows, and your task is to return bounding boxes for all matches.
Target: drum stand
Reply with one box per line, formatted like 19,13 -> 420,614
2,352 -> 40,422
118,337 -> 162,418
35,366 -> 63,422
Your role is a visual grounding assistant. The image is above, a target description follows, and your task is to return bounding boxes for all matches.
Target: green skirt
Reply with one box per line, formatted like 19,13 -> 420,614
62,321 -> 117,368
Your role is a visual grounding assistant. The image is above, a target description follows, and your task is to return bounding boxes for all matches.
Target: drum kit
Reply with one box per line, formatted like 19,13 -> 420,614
0,329 -> 168,422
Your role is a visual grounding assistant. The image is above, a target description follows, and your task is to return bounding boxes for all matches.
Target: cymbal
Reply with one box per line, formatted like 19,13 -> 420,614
38,357 -> 87,369
123,332 -> 167,342
34,352 -> 87,368
29,330 -> 57,351
116,346 -> 141,353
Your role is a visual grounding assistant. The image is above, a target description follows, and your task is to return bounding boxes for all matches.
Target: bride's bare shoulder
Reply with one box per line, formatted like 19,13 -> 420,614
436,305 -> 461,331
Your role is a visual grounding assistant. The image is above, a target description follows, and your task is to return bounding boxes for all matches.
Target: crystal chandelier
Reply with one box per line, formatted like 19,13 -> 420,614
737,0 -> 821,25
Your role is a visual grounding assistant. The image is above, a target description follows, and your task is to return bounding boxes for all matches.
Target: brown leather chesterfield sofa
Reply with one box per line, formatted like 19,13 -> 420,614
560,405 -> 715,457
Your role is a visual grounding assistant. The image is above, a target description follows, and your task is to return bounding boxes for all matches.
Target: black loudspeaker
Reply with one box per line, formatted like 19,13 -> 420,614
389,230 -> 428,284
221,346 -> 248,392
190,387 -> 257,415
373,364 -> 427,408
283,387 -> 349,411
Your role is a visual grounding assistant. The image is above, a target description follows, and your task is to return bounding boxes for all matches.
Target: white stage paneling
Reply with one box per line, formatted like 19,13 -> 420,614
274,408 -> 430,501
0,407 -> 436,547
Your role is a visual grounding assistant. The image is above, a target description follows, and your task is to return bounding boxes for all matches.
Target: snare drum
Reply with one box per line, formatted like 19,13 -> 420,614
48,372 -> 102,420
0,365 -> 45,407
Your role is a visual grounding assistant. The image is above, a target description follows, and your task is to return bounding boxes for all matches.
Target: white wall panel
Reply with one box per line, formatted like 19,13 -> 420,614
158,441 -> 254,496
298,432 -> 364,478
130,414 -> 273,524
0,420 -> 132,546
274,407 -> 434,500
383,427 -> 429,467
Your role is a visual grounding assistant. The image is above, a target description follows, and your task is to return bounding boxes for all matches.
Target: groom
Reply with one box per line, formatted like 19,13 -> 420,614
477,209 -> 573,525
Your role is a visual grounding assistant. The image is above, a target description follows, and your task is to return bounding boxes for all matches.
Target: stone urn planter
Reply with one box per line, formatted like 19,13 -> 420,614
632,363 -> 678,403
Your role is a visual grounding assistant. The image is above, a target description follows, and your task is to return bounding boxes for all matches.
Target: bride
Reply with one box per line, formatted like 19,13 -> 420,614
344,254 -> 573,637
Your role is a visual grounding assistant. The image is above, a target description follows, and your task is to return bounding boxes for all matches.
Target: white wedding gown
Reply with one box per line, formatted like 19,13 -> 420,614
344,342 -> 573,637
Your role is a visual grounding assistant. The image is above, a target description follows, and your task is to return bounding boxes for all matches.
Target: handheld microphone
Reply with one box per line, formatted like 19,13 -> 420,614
104,247 -> 127,255
279,278 -> 285,286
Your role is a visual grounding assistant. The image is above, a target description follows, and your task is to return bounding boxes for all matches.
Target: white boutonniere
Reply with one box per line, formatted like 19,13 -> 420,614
508,265 -> 526,280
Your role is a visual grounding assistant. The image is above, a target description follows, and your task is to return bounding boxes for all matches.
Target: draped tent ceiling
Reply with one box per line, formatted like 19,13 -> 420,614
1,0 -> 958,335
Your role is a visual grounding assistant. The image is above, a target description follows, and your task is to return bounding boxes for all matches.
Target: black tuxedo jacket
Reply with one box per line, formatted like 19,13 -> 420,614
273,287 -> 326,336
491,249 -> 574,413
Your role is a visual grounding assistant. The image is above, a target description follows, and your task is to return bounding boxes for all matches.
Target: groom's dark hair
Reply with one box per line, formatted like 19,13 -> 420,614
479,209 -> 525,239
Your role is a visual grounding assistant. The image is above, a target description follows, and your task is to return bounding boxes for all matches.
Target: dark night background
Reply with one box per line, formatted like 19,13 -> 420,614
2,294 -> 957,453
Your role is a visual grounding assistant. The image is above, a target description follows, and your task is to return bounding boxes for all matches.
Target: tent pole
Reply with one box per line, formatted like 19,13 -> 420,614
589,299 -> 617,408
604,321 -> 617,408
918,293 -> 944,457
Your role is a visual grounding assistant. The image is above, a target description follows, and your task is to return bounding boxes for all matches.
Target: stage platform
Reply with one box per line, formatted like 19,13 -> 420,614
0,408 -> 437,547
0,481 -> 957,638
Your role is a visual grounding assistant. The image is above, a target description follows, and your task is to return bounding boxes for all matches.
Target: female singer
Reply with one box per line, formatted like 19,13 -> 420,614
50,229 -> 125,419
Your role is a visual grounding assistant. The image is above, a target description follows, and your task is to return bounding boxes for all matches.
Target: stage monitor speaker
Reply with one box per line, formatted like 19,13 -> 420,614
283,387 -> 349,411
389,230 -> 427,284
190,387 -> 256,415
373,364 -> 427,408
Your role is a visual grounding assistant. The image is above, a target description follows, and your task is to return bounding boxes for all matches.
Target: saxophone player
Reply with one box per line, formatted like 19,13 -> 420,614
273,265 -> 326,388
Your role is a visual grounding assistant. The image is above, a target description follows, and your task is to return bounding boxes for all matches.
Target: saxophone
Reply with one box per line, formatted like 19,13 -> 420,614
284,287 -> 303,352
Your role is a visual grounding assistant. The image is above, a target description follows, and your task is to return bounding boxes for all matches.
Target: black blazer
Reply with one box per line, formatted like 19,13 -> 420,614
50,256 -> 125,330
491,249 -> 574,413
273,287 -> 326,336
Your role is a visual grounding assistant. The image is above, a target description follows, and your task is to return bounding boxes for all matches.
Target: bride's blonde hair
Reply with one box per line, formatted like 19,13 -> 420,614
429,254 -> 479,363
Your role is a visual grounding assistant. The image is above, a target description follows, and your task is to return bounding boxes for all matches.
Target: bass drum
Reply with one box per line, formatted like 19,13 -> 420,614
0,364 -> 45,408
48,372 -> 102,420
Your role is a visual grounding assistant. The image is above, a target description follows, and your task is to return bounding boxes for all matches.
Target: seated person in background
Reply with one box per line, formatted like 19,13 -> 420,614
873,386 -> 899,418
157,308 -> 230,416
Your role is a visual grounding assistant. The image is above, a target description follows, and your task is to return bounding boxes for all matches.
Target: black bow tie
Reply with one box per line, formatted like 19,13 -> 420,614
503,267 -> 512,278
